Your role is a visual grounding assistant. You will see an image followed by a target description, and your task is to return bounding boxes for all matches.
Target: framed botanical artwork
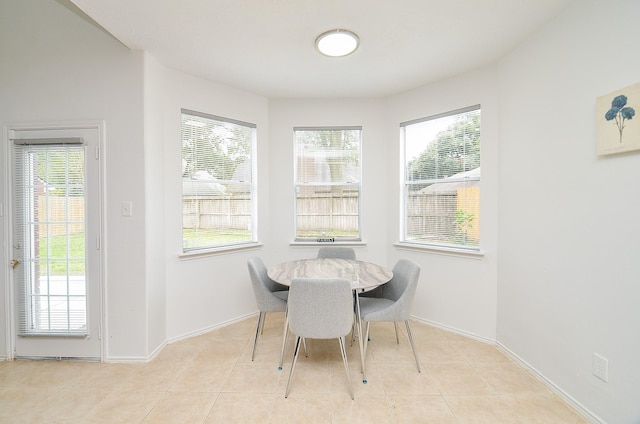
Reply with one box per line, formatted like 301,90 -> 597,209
596,83 -> 639,155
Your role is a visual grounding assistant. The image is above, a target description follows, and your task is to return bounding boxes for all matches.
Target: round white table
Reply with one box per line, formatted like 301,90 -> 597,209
268,258 -> 393,383
267,258 -> 393,290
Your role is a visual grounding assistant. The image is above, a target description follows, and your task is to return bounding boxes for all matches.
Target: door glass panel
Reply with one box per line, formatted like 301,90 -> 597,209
14,144 -> 87,335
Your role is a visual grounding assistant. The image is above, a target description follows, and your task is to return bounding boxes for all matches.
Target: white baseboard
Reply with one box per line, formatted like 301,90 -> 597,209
411,315 -> 496,345
105,312 -> 257,363
165,312 -> 256,345
103,356 -> 150,364
496,342 -> 605,424
411,315 -> 604,424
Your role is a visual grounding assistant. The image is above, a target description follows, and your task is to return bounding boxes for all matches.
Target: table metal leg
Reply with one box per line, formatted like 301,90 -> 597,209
354,291 -> 367,383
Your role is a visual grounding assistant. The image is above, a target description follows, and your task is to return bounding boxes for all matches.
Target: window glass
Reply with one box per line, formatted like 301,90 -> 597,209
181,109 -> 256,251
401,106 -> 480,249
294,127 -> 361,241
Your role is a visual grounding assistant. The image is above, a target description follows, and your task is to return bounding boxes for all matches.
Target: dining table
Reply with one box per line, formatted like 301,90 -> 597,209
267,257 -> 393,383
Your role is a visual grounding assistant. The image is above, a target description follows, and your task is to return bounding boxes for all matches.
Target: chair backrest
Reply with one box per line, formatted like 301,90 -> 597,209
288,278 -> 353,339
317,246 -> 356,260
247,256 -> 288,312
377,259 -> 420,319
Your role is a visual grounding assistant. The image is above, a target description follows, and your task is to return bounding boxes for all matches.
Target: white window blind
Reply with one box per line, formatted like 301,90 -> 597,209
181,109 -> 256,251
294,127 -> 361,241
401,106 -> 481,250
13,140 -> 88,335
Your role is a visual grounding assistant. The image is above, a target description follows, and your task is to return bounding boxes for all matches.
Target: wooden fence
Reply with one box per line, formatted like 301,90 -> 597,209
39,188 -> 479,242
183,195 -> 252,229
37,196 -> 85,236
406,186 -> 479,242
183,192 -> 360,232
295,192 -> 359,232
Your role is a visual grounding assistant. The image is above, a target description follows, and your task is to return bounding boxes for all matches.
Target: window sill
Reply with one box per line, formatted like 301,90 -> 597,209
290,240 -> 367,247
179,242 -> 264,260
393,242 -> 485,259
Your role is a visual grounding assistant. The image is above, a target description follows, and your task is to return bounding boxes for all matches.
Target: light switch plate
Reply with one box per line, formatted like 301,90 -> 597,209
121,201 -> 133,217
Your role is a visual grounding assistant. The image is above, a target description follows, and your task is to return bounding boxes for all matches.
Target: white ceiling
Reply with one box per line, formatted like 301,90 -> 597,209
67,0 -> 571,98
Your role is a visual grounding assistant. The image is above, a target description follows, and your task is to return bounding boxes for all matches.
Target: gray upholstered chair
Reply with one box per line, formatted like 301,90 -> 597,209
317,246 -> 356,260
285,278 -> 355,399
247,256 -> 289,361
358,259 -> 421,372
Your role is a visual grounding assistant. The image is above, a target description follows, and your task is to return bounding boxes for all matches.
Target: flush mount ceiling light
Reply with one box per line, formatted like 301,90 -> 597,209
315,29 -> 359,57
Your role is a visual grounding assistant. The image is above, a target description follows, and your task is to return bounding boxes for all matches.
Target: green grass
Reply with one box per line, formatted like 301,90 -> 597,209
39,229 -> 253,273
38,233 -> 85,276
39,227 -> 358,272
182,228 -> 252,249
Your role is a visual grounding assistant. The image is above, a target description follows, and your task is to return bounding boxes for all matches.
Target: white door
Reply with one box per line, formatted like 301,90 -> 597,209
9,124 -> 103,360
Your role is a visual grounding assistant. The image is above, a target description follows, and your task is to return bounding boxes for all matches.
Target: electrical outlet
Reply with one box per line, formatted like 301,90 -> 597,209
592,353 -> 609,382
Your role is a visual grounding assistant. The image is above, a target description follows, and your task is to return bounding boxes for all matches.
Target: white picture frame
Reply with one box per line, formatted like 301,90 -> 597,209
596,82 -> 640,156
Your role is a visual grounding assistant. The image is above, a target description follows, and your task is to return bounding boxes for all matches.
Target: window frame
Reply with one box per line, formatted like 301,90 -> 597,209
400,105 -> 481,252
180,108 -> 258,254
293,126 -> 362,243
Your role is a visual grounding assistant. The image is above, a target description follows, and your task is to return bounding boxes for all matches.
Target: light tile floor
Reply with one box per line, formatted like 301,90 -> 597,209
0,315 -> 589,423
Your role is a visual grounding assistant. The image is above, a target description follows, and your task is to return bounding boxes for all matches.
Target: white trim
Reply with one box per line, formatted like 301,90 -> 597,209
2,125 -> 12,360
165,312 -> 256,345
179,242 -> 264,260
411,315 -> 495,344
412,315 -> 602,424
105,355 -> 153,364
3,120 -> 106,362
497,342 -> 605,424
98,121 -> 107,363
293,127 -> 363,242
104,313 -> 257,363
400,104 -> 481,127
180,110 -> 258,255
290,240 -> 367,247
394,242 -> 485,259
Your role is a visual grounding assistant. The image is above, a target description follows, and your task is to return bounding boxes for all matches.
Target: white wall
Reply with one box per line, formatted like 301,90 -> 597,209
143,52 -> 167,356
385,67 -> 501,341
3,0 -> 639,421
0,0 -> 149,360
160,69 -> 270,341
496,1 -> 640,422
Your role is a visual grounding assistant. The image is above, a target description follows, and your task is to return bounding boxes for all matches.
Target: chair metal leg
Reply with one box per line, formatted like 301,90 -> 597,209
350,316 -> 356,346
350,293 -> 359,346
252,311 -> 265,361
405,320 -> 421,373
394,321 -> 400,344
362,321 -> 370,359
285,336 -> 303,398
338,336 -> 354,400
278,311 -> 289,370
260,313 -> 266,335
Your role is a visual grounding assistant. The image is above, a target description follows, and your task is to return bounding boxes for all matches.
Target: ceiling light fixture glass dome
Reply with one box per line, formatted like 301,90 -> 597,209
315,29 -> 359,57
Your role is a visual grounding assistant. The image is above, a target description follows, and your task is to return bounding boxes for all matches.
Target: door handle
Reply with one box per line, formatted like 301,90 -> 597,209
10,259 -> 20,269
